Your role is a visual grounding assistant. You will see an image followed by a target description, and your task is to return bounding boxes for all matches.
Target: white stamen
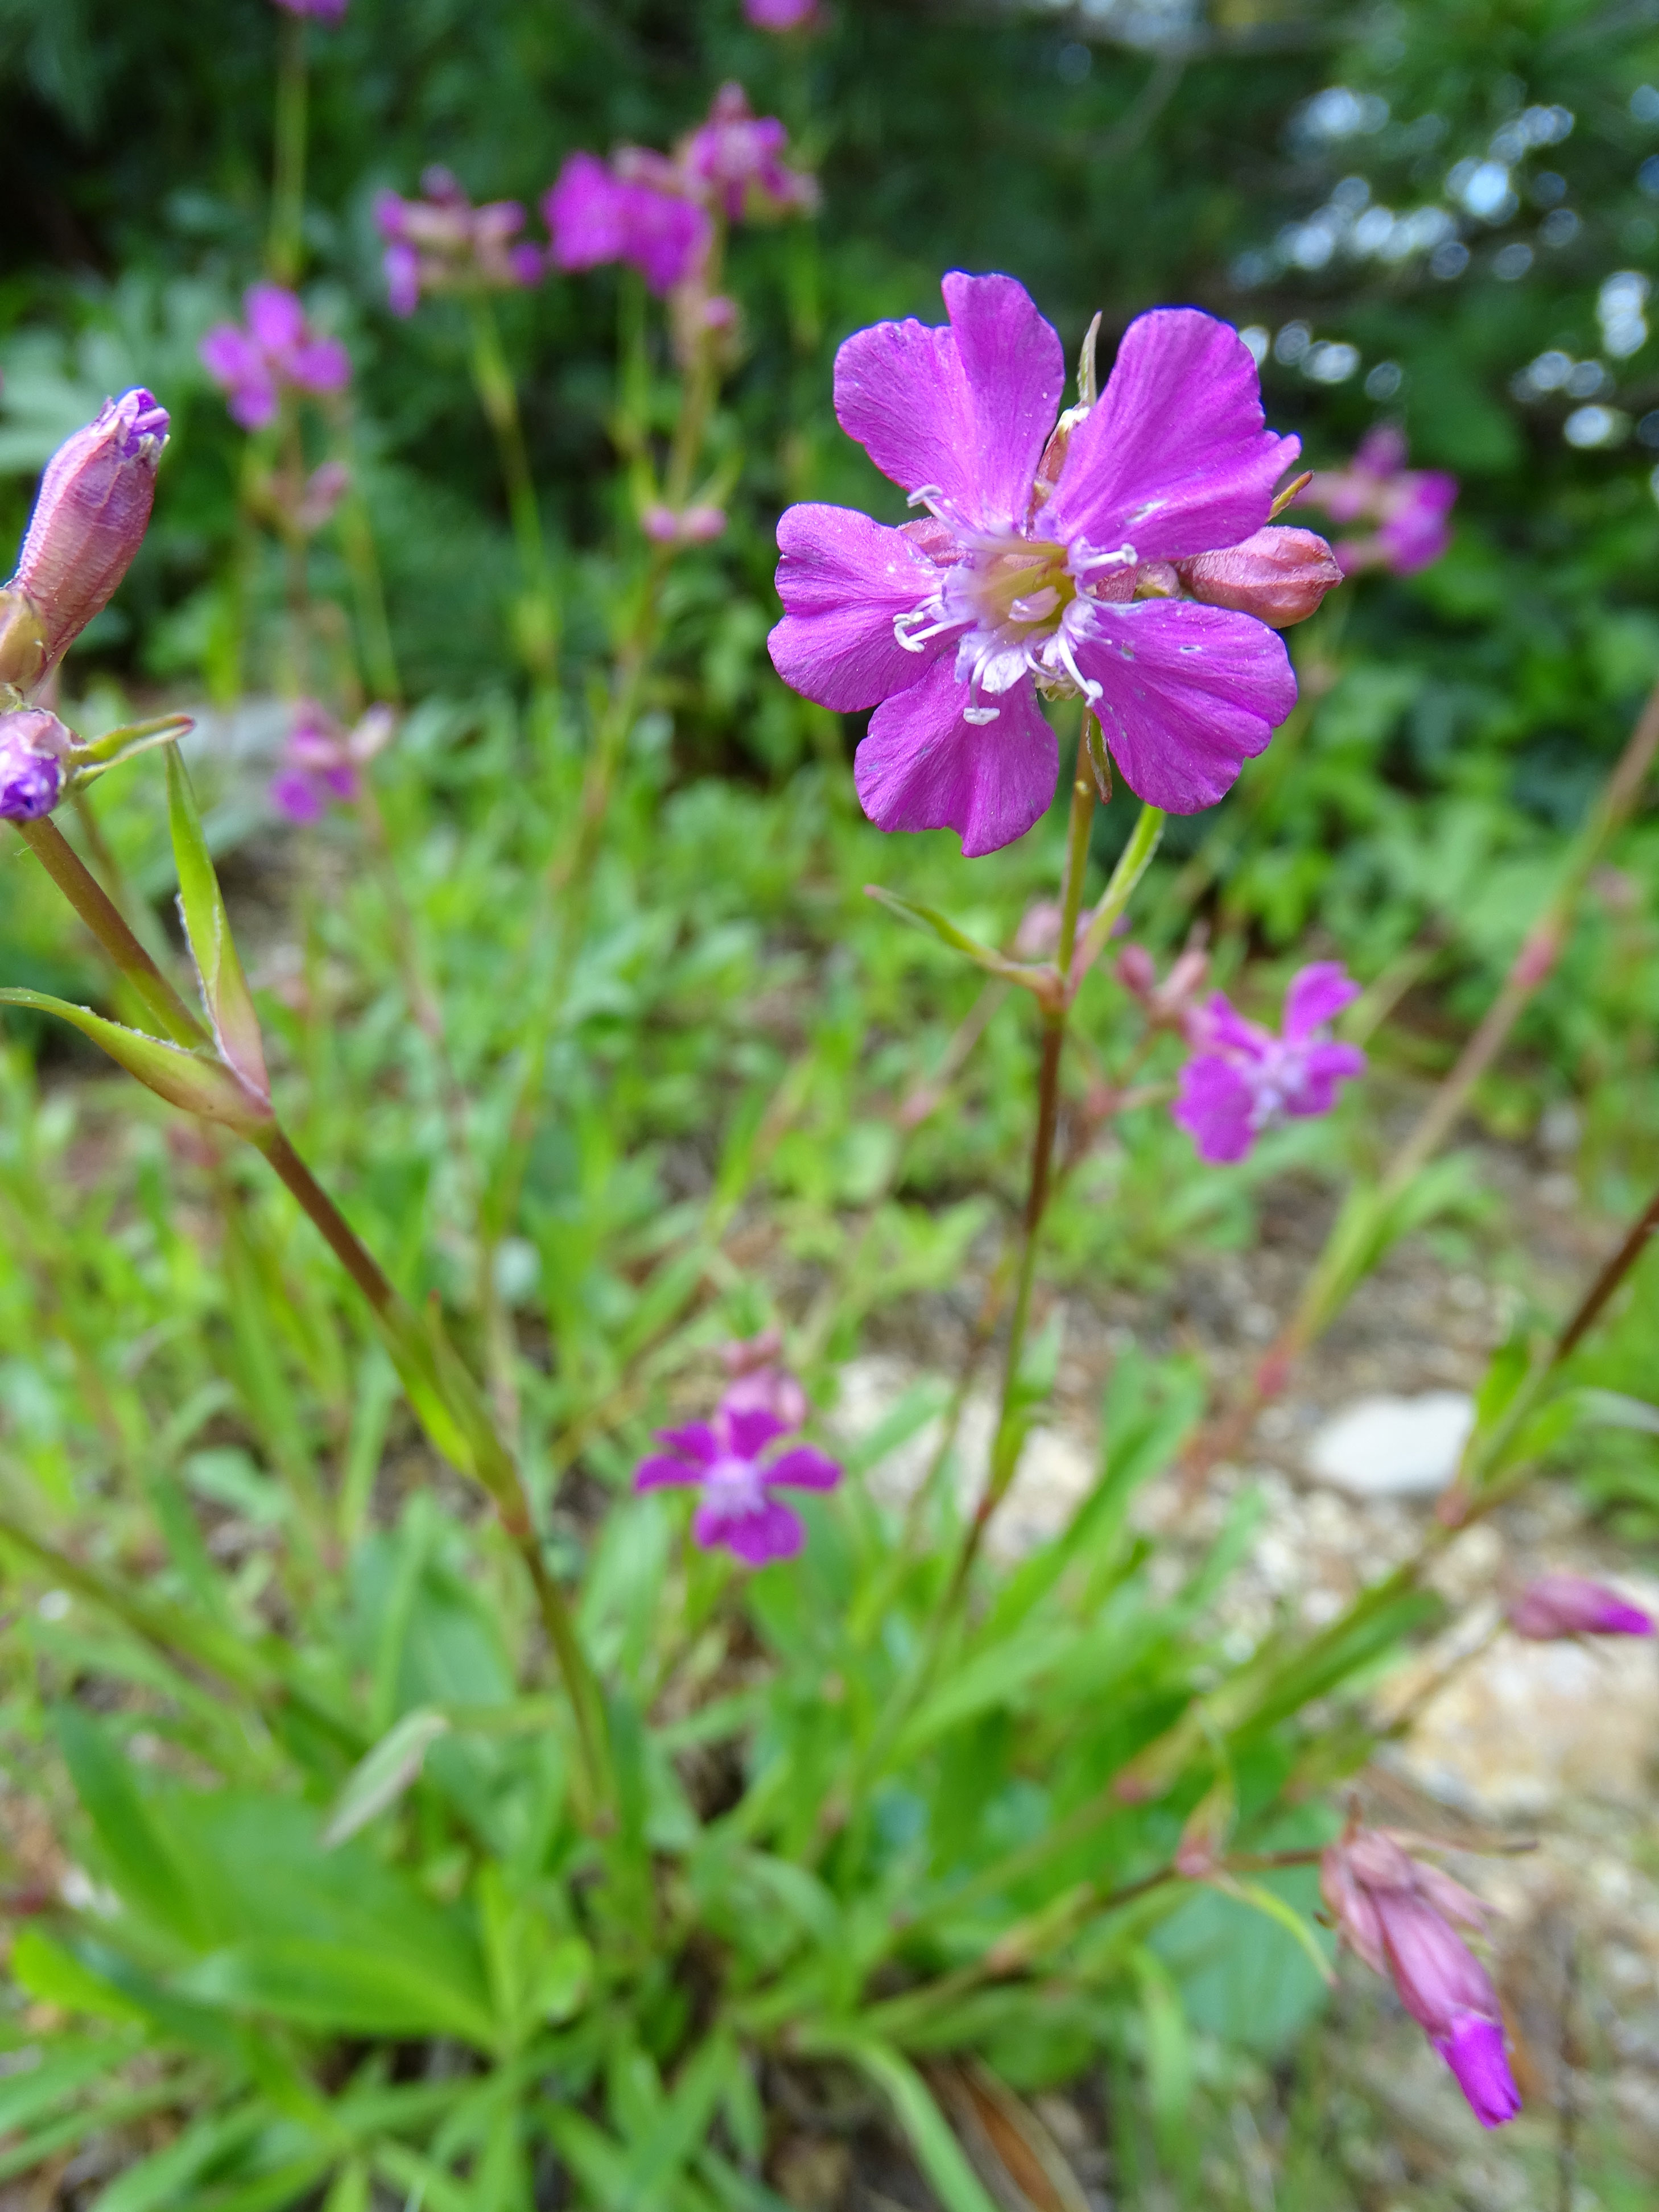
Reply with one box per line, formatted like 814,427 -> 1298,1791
963,705 -> 1000,725
893,608 -> 959,653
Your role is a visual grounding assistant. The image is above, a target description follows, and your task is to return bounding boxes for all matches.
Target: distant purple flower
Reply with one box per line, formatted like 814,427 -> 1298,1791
1174,961 -> 1365,1164
682,84 -> 819,220
374,170 -> 544,316
0,709 -> 69,821
1322,1827 -> 1520,2130
1509,1574 -> 1654,1640
272,0 -> 347,16
767,274 -> 1318,855
9,391 -> 168,678
634,1399 -> 840,1566
746,0 -> 819,26
271,700 -> 394,823
719,1329 -> 808,1430
544,154 -> 711,296
1297,426 -> 1458,577
200,285 -> 350,431
642,501 -> 727,545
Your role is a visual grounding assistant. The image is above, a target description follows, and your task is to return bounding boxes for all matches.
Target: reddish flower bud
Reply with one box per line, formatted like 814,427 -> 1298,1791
9,391 -> 168,675
1508,1573 -> 1654,1640
1320,1827 -> 1520,2129
1177,526 -> 1343,630
0,708 -> 71,822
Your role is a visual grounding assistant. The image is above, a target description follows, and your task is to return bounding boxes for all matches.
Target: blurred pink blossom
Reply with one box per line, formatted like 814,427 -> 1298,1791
1297,426 -> 1458,577
745,0 -> 820,27
271,0 -> 348,18
682,84 -> 819,221
374,170 -> 544,316
1116,940 -> 1211,1029
271,700 -> 395,823
1509,1574 -> 1654,1640
634,1391 -> 837,1566
200,286 -> 350,431
546,154 -> 711,296
1173,961 -> 1365,1163
642,503 -> 728,546
719,1329 -> 808,1431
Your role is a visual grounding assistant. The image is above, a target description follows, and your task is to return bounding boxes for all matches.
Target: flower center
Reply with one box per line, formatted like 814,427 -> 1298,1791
703,1452 -> 767,1511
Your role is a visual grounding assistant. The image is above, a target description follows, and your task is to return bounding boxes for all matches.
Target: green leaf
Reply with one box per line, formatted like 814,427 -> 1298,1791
176,1937 -> 498,2048
165,744 -> 269,1100
321,1708 -> 451,1848
1129,1949 -> 1193,2172
862,886 -> 1050,994
92,2102 -> 267,2212
54,1705 -> 204,1945
0,989 -> 269,1132
812,2034 -> 1000,2212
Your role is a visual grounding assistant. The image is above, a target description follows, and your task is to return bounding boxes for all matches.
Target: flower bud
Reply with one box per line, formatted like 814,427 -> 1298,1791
0,708 -> 71,822
1177,527 -> 1343,630
0,588 -> 49,699
1508,1573 -> 1654,1640
10,391 -> 168,672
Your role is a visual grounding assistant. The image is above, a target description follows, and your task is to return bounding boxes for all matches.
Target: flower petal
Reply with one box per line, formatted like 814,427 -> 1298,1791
723,1404 -> 790,1460
1070,599 -> 1295,814
654,1421 -> 721,1466
833,271 -> 1064,531
765,1445 -> 842,1491
769,504 -> 950,710
1173,1053 -> 1258,1164
245,282 -> 308,356
1282,961 -> 1361,1040
1434,2016 -> 1521,2130
634,1453 -> 701,1491
854,657 -> 1057,858
694,1494 -> 805,1566
1287,1039 -> 1366,1117
1047,309 -> 1297,563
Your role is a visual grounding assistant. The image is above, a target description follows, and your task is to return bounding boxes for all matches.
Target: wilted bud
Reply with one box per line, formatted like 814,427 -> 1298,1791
719,1328 -> 807,1431
1178,527 -> 1343,630
0,588 -> 49,699
0,708 -> 71,822
1508,1573 -> 1654,1640
10,391 -> 168,673
1115,939 -> 1210,1029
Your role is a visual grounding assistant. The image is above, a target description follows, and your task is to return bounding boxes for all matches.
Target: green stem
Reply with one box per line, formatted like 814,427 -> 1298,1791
467,294 -> 557,683
338,477 -> 401,704
14,818 -> 207,1048
268,10 -> 308,285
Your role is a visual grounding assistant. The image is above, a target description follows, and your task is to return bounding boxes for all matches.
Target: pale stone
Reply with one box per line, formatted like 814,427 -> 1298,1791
1303,1390 -> 1475,1496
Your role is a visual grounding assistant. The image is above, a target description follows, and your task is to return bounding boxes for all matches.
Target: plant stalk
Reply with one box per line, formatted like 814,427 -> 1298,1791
268,10 -> 308,284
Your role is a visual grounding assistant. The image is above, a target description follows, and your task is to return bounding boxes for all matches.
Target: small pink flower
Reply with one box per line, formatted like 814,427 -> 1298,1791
642,501 -> 727,546
200,284 -> 350,430
682,84 -> 819,221
745,0 -> 820,26
0,708 -> 70,822
272,0 -> 348,17
1173,961 -> 1365,1163
634,1398 -> 840,1566
719,1330 -> 808,1430
768,275 -> 1314,854
1508,1574 -> 1654,1640
1297,426 -> 1458,578
1322,1827 -> 1520,2130
544,154 -> 711,296
270,700 -> 394,822
374,171 -> 544,315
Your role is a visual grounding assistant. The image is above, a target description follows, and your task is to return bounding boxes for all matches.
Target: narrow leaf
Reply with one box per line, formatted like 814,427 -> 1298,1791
864,886 -> 1051,994
164,744 -> 269,1100
0,988 -> 267,1132
321,1708 -> 451,1848
814,2034 -> 1000,2212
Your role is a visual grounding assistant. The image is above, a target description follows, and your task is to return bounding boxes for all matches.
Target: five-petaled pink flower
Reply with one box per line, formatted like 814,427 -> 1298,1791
1322,1826 -> 1521,2130
1173,961 -> 1365,1163
634,1400 -> 840,1566
199,286 -> 350,431
1509,1574 -> 1654,1640
374,170 -> 544,317
271,700 -> 394,824
767,273 -> 1336,856
681,84 -> 819,221
1296,426 -> 1457,577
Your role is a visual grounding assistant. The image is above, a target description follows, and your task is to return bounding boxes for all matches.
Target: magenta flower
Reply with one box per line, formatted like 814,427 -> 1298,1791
634,1400 -> 840,1566
545,154 -> 711,297
1509,1574 -> 1654,1640
642,501 -> 727,546
9,390 -> 168,680
1297,426 -> 1457,577
271,700 -> 394,823
374,171 -> 544,317
0,709 -> 69,821
200,285 -> 350,431
682,84 -> 819,221
1322,1827 -> 1520,2129
746,0 -> 819,26
272,0 -> 348,16
719,1330 -> 808,1431
1173,962 -> 1365,1164
767,274 -> 1326,855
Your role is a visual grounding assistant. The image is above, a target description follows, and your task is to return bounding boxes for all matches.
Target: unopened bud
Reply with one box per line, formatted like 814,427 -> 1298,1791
10,391 -> 169,672
1508,1573 -> 1654,1640
0,588 -> 49,698
1178,527 -> 1343,630
0,709 -> 70,822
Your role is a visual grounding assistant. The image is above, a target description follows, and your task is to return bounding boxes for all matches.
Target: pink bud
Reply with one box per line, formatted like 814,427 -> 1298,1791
1508,1573 -> 1654,1640
10,391 -> 168,674
1178,527 -> 1343,630
642,505 -> 682,544
0,708 -> 70,822
682,505 -> 728,543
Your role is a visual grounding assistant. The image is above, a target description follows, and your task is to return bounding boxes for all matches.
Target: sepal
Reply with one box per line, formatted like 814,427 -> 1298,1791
165,744 -> 270,1100
0,989 -> 272,1133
